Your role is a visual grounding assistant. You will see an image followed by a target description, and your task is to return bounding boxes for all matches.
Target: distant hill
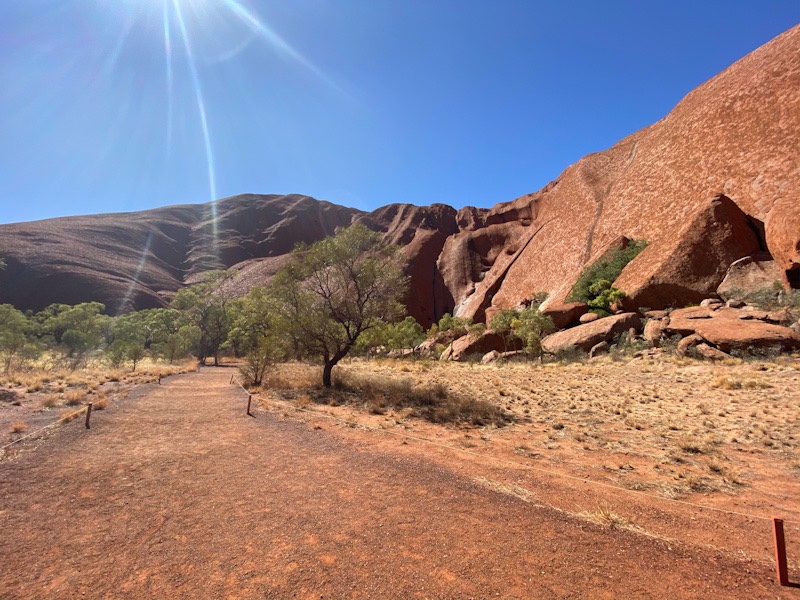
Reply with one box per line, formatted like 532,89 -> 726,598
1,25 -> 797,327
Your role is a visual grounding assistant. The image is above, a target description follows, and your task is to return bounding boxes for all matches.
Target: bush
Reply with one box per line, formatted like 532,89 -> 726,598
567,240 -> 647,310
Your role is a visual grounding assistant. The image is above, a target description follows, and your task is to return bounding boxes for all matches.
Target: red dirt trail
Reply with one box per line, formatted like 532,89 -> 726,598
0,367 -> 794,599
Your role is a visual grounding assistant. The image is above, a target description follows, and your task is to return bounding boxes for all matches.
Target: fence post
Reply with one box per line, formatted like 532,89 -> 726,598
773,517 -> 790,586
85,403 -> 93,429
247,395 -> 252,417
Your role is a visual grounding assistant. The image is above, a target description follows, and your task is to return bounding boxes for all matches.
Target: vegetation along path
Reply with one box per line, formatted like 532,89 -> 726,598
0,367 -> 793,599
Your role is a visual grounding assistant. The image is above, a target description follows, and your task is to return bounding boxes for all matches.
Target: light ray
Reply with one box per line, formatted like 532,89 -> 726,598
162,0 -> 174,154
220,0 -> 347,96
117,232 -> 153,315
170,0 -> 219,258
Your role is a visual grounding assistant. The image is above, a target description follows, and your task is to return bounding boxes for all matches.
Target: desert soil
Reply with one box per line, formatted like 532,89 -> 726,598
0,362 -> 798,598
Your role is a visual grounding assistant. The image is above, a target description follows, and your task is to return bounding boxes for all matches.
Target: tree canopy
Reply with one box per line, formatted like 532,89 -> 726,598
270,223 -> 408,387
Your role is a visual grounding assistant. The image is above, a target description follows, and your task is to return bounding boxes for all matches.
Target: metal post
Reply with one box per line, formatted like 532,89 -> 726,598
247,395 -> 252,417
773,517 -> 790,586
85,403 -> 93,429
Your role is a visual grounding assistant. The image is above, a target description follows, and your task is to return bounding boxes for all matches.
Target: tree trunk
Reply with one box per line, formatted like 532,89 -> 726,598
322,360 -> 334,388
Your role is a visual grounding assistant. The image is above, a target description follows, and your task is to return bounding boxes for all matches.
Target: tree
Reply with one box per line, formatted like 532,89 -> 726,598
107,312 -> 149,371
225,288 -> 288,386
270,224 -> 408,387
0,304 -> 31,373
510,308 -> 556,360
386,316 -> 425,354
38,302 -> 108,367
490,309 -> 519,352
172,271 -> 235,365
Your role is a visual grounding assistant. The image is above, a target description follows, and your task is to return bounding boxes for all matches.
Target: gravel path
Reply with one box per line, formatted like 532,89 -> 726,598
0,367 -> 791,599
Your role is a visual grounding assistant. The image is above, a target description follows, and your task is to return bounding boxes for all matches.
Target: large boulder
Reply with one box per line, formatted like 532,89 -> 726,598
716,253 -> 785,300
689,319 -> 800,352
448,331 -> 516,362
664,305 -> 800,352
541,313 -> 642,354
613,194 -> 762,310
541,302 -> 589,329
765,195 -> 800,290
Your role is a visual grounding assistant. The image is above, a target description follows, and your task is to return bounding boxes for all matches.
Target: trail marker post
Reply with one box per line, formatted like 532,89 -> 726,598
247,395 -> 253,417
773,517 -> 790,586
85,403 -> 93,429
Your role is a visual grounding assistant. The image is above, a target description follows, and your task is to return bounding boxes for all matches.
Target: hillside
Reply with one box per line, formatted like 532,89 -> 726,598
0,25 -> 797,326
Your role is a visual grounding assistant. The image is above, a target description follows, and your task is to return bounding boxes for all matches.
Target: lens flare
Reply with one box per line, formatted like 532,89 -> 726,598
117,231 -> 153,315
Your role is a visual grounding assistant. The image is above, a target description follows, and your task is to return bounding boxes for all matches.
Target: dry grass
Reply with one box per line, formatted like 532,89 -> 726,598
64,390 -> 86,406
580,502 -> 638,530
92,397 -> 109,411
10,421 -> 27,434
265,354 -> 800,501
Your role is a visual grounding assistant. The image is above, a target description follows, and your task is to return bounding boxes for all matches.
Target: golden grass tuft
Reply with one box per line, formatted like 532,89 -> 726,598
64,389 -> 86,406
10,421 -> 27,434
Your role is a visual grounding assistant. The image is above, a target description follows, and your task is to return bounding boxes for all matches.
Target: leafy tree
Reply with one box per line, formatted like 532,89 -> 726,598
437,313 -> 472,338
146,309 -> 195,363
107,312 -> 149,371
38,302 -> 108,366
490,309 -> 519,352
269,224 -> 408,387
585,279 -> 627,315
386,316 -> 425,353
510,308 -> 556,360
0,304 -> 32,373
172,271 -> 235,365
225,288 -> 288,386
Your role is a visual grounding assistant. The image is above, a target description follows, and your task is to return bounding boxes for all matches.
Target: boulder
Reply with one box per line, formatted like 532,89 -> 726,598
614,194 -> 763,310
694,343 -> 732,361
579,312 -> 600,324
726,299 -> 746,309
644,310 -> 669,319
541,313 -> 642,354
589,341 -> 609,358
717,253 -> 784,300
481,350 -> 501,364
690,319 -> 800,352
663,307 -> 714,336
677,334 -> 705,357
664,305 -> 800,352
448,331 -> 511,362
700,298 -> 724,308
643,318 -> 668,347
541,302 -> 589,330
764,195 -> 800,290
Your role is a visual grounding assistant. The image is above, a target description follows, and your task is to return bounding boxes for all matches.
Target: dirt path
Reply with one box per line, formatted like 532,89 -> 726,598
0,367 -> 794,599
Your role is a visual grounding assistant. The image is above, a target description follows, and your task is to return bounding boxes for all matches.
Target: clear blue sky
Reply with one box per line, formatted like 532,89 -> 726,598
0,1 -> 797,225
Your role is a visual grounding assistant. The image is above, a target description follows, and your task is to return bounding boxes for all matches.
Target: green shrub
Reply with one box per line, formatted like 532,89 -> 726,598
567,240 -> 648,310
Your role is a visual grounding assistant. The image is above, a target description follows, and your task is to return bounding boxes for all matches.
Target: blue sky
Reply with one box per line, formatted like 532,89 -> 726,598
0,1 -> 797,225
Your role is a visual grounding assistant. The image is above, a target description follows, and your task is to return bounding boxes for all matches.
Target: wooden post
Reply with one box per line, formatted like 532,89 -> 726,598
230,374 -> 234,385
85,403 -> 93,429
773,517 -> 790,586
246,395 -> 252,416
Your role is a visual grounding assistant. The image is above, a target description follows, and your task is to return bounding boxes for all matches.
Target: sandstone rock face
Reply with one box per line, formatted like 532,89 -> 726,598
0,27 -> 797,322
541,302 -> 589,329
541,313 -> 642,354
579,312 -> 600,324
